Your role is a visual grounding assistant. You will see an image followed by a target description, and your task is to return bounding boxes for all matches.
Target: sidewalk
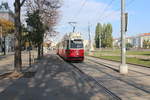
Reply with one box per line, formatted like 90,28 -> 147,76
0,51 -> 37,75
0,54 -> 111,100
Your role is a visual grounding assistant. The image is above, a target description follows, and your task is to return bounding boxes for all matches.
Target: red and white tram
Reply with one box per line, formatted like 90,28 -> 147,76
57,32 -> 84,61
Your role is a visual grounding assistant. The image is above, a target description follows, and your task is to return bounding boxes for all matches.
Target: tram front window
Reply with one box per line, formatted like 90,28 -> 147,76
70,40 -> 83,48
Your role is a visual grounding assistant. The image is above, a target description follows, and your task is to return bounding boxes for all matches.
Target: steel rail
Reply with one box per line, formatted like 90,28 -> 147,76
69,62 -> 122,100
86,57 -> 150,76
86,58 -> 150,94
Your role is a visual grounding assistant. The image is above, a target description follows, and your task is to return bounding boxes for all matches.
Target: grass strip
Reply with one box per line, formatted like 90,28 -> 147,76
92,55 -> 150,68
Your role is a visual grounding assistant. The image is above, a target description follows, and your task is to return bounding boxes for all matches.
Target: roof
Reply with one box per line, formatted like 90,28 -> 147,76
0,2 -> 13,13
139,33 -> 150,37
113,33 -> 150,40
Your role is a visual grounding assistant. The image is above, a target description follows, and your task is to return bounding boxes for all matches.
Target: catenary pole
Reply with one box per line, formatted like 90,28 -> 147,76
120,0 -> 128,74
88,22 -> 94,51
88,22 -> 91,51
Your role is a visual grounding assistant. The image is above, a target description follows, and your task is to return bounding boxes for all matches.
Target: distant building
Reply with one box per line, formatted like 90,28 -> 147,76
113,33 -> 150,48
132,36 -> 139,48
113,38 -> 121,48
0,2 -> 14,22
0,2 -> 14,53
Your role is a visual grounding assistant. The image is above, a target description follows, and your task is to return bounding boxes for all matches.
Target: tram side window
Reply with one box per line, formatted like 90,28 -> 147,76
67,40 -> 69,49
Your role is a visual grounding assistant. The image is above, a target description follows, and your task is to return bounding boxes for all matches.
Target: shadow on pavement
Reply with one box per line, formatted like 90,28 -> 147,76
0,54 -> 106,100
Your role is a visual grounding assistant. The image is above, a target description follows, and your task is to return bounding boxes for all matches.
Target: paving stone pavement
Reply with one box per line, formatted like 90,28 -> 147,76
0,51 -> 37,74
0,54 -> 113,100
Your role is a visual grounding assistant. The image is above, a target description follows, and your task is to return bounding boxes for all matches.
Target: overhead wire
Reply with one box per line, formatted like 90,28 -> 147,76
61,0 -> 87,31
126,0 -> 136,10
63,0 -> 136,33
74,0 -> 87,19
97,0 -> 136,22
96,0 -> 115,22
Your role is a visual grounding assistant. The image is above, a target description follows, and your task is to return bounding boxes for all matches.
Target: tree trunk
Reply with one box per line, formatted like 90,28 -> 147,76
14,0 -> 22,72
29,41 -> 31,67
37,43 -> 41,59
41,43 -> 43,57
3,36 -> 6,55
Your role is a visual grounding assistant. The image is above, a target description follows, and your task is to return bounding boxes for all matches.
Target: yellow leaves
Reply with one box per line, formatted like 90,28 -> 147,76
0,18 -> 14,35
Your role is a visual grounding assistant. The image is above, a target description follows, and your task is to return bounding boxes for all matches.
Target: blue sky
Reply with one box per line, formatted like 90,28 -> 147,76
5,0 -> 150,42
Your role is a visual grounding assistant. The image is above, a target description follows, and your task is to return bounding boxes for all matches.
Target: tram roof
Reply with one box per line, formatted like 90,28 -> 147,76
63,32 -> 83,40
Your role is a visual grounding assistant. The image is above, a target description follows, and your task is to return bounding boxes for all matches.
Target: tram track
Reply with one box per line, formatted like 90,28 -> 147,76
57,54 -> 150,99
86,57 -> 150,76
68,62 -> 122,100
85,58 -> 150,94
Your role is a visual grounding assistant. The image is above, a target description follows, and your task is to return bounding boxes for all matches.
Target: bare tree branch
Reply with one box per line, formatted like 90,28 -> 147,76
25,0 -> 61,36
20,0 -> 26,7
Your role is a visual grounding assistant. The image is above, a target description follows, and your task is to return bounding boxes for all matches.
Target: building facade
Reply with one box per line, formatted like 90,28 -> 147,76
139,33 -> 150,48
0,2 -> 14,22
113,33 -> 150,48
0,2 -> 14,53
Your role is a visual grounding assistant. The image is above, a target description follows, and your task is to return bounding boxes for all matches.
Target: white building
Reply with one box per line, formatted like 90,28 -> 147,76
113,38 -> 121,47
113,33 -> 150,48
138,33 -> 150,48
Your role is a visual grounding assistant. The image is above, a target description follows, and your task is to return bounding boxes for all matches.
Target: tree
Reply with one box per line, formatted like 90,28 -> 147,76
25,0 -> 61,56
101,23 -> 106,48
14,0 -> 26,72
95,23 -> 102,48
13,0 -> 60,72
126,43 -> 133,49
105,23 -> 113,48
25,0 -> 61,35
0,18 -> 14,55
26,10 -> 46,59
101,23 -> 113,48
143,40 -> 150,48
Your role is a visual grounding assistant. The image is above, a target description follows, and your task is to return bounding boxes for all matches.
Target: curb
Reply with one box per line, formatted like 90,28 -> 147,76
0,71 -> 13,79
87,55 -> 150,68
